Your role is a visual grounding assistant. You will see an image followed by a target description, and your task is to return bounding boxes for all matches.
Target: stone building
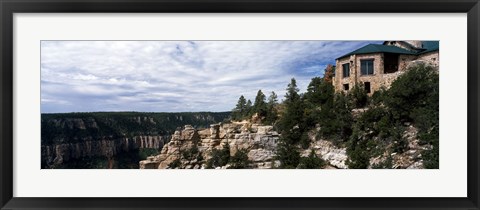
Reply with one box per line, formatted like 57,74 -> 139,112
332,41 -> 439,94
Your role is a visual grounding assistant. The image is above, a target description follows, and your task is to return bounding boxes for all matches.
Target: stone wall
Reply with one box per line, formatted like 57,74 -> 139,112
334,51 -> 439,94
334,57 -> 352,92
416,51 -> 439,69
398,54 -> 418,71
335,53 -> 386,94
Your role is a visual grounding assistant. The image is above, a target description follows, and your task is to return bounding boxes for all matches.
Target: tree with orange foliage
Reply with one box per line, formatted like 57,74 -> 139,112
323,64 -> 335,83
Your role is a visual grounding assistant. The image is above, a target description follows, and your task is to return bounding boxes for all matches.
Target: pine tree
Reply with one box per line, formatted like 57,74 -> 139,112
245,99 -> 253,118
264,91 -> 279,125
253,89 -> 267,117
232,95 -> 247,120
275,78 -> 304,168
267,91 -> 278,106
279,78 -> 304,134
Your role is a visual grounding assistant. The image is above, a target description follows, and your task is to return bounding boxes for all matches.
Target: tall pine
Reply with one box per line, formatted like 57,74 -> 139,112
232,95 -> 247,120
253,90 -> 267,117
276,78 -> 303,168
264,91 -> 279,125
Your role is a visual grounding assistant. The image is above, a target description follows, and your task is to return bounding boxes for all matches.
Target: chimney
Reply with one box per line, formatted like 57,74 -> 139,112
404,41 -> 423,49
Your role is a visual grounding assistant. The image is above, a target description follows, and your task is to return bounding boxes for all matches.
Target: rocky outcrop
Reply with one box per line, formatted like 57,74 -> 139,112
140,122 -> 280,169
302,140 -> 348,169
368,125 -> 429,169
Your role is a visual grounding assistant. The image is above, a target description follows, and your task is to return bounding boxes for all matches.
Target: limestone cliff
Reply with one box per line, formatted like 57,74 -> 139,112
140,122 -> 280,169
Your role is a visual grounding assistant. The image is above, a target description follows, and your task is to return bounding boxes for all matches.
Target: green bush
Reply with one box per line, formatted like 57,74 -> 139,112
385,64 -> 438,122
349,84 -> 369,108
228,149 -> 251,169
318,93 -> 353,143
346,128 -> 371,169
275,139 -> 300,169
168,159 -> 182,169
206,143 -> 230,169
182,145 -> 199,160
298,150 -> 326,169
371,87 -> 387,106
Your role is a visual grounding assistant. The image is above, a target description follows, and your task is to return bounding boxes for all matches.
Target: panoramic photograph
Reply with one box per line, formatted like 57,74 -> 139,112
41,40 -> 439,169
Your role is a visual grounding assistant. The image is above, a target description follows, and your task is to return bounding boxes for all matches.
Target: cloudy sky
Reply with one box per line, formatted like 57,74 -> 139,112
41,41 -> 379,113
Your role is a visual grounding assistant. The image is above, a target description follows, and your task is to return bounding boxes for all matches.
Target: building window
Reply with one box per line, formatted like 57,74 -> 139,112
361,59 -> 374,75
364,82 -> 371,93
342,63 -> 350,78
343,84 -> 349,91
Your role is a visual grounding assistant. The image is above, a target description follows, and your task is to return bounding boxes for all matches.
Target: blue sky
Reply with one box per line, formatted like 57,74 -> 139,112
41,41 -> 380,113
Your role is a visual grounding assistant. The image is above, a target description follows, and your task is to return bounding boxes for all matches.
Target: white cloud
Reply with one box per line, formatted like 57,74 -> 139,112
41,40 -> 376,113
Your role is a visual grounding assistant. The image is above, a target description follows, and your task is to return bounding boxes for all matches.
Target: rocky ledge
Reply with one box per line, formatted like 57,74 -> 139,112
140,122 -> 280,169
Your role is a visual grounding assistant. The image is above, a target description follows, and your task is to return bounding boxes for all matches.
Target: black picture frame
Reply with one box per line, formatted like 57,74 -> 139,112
1,0 -> 479,209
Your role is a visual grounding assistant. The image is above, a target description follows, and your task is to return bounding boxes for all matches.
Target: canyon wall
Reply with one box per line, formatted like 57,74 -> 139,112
41,112 -> 230,168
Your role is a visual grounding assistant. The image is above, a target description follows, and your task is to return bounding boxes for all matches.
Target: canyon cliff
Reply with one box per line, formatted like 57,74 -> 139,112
41,112 -> 230,169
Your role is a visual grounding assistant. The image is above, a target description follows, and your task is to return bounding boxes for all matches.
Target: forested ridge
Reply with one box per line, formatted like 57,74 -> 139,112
42,111 -> 230,145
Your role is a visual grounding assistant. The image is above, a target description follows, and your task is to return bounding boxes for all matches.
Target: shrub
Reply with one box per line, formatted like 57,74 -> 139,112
182,145 -> 199,160
275,139 -> 300,169
299,132 -> 311,149
298,150 -> 326,169
385,64 -> 438,122
349,84 -> 369,108
206,143 -> 230,169
346,128 -> 371,169
228,149 -> 251,169
168,159 -> 181,169
371,87 -> 387,106
318,93 -> 353,143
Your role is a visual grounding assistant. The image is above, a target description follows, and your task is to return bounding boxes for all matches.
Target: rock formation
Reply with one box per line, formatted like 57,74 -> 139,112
368,124 -> 429,169
140,122 -> 280,169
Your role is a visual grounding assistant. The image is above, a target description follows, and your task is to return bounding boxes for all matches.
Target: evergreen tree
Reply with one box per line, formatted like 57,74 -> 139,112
245,99 -> 253,118
275,140 -> 300,169
346,128 -> 370,169
232,95 -> 247,120
275,78 -> 304,168
264,91 -> 279,125
349,84 -> 368,108
279,78 -> 304,137
267,91 -> 278,106
253,89 -> 267,117
303,77 -> 335,129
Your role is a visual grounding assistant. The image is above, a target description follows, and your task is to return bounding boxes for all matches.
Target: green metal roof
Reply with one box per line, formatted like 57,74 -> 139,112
337,41 -> 439,60
337,44 -> 416,59
418,41 -> 439,54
